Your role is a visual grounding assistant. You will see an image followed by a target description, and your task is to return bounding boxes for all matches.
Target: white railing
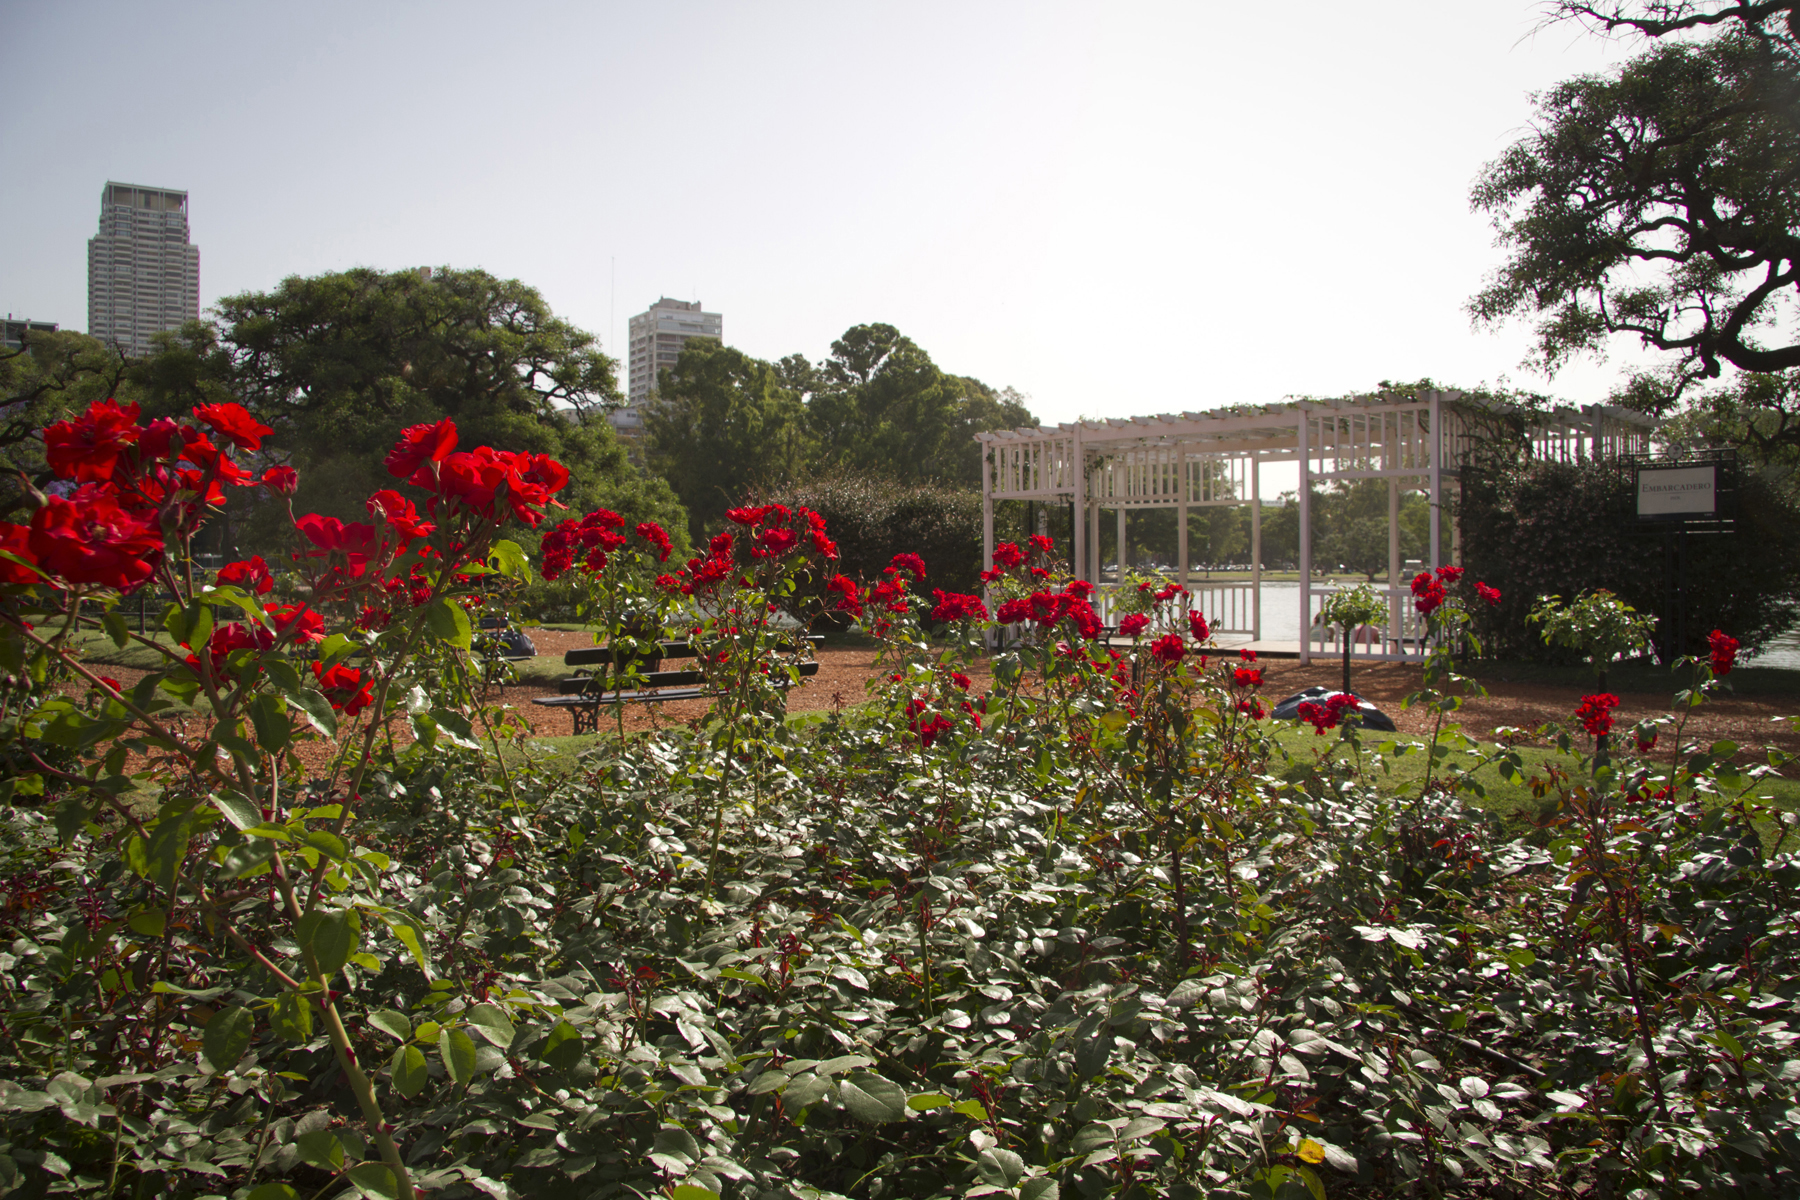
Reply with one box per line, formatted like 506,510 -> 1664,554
1094,581 -> 1256,637
1304,584 -> 1429,661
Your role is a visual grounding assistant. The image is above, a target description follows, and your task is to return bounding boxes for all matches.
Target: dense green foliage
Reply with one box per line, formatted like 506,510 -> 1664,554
1459,456 -> 1800,659
645,325 -> 1034,541
0,331 -> 130,522
766,474 -> 988,596
131,266 -> 687,555
1472,3 -> 1800,397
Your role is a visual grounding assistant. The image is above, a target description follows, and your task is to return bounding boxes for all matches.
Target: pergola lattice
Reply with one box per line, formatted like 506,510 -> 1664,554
976,389 -> 1655,664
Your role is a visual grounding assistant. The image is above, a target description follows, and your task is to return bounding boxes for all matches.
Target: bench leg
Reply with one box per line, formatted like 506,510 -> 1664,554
573,704 -> 597,736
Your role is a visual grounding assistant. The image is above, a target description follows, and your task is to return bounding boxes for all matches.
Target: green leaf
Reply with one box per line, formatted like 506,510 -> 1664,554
907,1092 -> 952,1110
202,1005 -> 254,1073
210,792 -> 262,832
248,692 -> 290,753
489,539 -> 532,582
346,1163 -> 400,1200
390,1043 -> 428,1098
539,1020 -> 584,1070
429,708 -> 483,750
294,1130 -> 344,1171
144,807 -> 196,893
247,1186 -> 300,1200
182,601 -> 214,659
285,687 -> 338,738
271,989 -> 313,1042
303,830 -> 349,862
1295,1164 -> 1327,1200
1021,1180 -> 1060,1200
298,907 -> 360,976
127,908 -> 166,938
977,1148 -> 1026,1190
439,1026 -> 478,1085
671,1187 -> 720,1200
839,1071 -> 907,1123
953,1098 -> 988,1121
102,610 -> 130,649
379,911 -> 432,977
426,598 -> 472,649
466,1003 -> 515,1048
368,1009 -> 412,1041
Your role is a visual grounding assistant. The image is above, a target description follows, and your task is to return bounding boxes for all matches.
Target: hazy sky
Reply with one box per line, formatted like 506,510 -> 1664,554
3,1 -> 1655,430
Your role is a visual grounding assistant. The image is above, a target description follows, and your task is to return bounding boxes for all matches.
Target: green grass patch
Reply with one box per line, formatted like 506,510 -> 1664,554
1468,656 -> 1800,699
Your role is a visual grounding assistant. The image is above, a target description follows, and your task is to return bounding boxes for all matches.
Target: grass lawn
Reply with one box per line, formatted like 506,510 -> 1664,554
1467,656 -> 1800,699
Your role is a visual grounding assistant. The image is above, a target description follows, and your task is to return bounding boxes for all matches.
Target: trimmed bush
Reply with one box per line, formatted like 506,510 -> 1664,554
1460,457 -> 1800,659
766,474 -> 986,595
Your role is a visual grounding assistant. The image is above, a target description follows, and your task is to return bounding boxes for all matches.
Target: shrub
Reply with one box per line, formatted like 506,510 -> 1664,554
1460,457 -> 1800,659
766,473 -> 986,594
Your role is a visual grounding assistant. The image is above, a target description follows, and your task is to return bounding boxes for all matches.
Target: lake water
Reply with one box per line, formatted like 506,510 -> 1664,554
1202,581 -> 1800,671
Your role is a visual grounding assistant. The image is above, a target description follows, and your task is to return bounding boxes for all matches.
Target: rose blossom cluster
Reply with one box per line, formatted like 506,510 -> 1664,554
1708,629 -> 1739,677
980,534 -> 1057,584
1297,692 -> 1363,735
1410,564 -> 1501,617
1576,693 -> 1619,739
904,671 -> 983,749
995,580 -> 1106,641
539,509 -> 675,581
0,399 -> 283,591
383,418 -> 568,528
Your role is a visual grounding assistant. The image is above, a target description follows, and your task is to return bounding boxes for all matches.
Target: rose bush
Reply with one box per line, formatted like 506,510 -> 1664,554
0,399 -> 1796,1199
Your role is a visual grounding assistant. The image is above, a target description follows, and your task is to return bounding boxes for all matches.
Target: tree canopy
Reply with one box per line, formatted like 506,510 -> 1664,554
0,330 -> 129,521
1471,2 -> 1800,432
131,266 -> 687,554
644,322 -> 1034,539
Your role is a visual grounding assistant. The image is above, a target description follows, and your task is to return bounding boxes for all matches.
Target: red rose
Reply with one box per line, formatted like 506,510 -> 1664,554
1233,667 -> 1263,689
366,489 -> 434,541
1028,534 -> 1054,555
1119,613 -> 1151,638
0,523 -> 40,585
384,419 -> 459,478
1708,629 -> 1739,677
929,589 -> 990,624
314,661 -> 374,716
262,465 -> 299,495
726,506 -> 767,526
267,603 -> 325,645
1575,693 -> 1619,739
192,403 -> 273,452
890,552 -> 927,580
28,490 -> 163,591
42,398 -> 142,483
1149,632 -> 1185,663
1411,571 -> 1446,616
635,522 -> 673,562
1435,564 -> 1465,584
992,542 -> 1025,570
1188,610 -> 1211,642
215,555 -> 274,595
1475,581 -> 1502,607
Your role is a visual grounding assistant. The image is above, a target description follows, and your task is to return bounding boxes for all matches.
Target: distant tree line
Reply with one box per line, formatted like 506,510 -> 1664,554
643,326 -> 1035,539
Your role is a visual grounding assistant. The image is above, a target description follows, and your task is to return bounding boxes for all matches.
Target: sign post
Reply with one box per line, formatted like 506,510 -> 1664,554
1629,453 -> 1735,662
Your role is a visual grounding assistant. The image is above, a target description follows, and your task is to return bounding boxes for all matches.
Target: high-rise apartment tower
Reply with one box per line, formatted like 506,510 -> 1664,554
87,182 -> 200,357
612,298 -> 722,436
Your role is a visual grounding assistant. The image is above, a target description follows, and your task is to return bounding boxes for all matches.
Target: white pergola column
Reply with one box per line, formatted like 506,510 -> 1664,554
1177,449 -> 1190,590
1251,454 -> 1262,643
1071,428 -> 1086,584
1388,476 -> 1401,651
1428,391 -> 1442,573
1116,507 -> 1126,578
1297,407 -> 1311,665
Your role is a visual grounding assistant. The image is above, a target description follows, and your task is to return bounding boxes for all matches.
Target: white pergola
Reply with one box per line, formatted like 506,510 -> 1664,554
976,389 -> 1656,664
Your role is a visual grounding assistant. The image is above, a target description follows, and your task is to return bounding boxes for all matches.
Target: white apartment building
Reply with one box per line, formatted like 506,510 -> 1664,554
613,297 -> 722,435
87,182 -> 200,357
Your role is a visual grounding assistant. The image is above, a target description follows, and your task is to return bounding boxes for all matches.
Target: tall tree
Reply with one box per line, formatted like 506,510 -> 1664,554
807,323 -> 1036,484
644,339 -> 810,540
131,266 -> 686,552
0,330 -> 130,520
1471,3 -> 1800,430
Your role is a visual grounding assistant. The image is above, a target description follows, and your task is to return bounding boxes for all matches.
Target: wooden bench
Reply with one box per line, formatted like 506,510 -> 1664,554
531,637 -> 822,734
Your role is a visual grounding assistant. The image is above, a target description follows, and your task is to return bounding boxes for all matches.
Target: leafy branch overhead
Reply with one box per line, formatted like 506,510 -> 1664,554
1471,1 -> 1800,407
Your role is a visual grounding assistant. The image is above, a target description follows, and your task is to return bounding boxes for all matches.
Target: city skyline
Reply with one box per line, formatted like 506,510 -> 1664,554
3,3 -> 1669,428
86,181 -> 200,358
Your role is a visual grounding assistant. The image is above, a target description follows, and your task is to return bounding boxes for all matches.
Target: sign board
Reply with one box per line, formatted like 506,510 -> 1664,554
1636,464 -> 1717,519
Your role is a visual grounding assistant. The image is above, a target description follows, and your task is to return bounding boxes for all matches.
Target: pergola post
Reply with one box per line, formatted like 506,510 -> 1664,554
1251,454 -> 1261,643
1115,507 -> 1126,579
1387,476 -> 1401,652
1297,406 -> 1311,666
1177,448 -> 1190,590
1072,429 -> 1086,584
1428,390 -> 1442,574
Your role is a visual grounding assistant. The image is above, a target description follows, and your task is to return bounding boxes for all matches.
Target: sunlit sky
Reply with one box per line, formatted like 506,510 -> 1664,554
5,1 -> 1658,445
